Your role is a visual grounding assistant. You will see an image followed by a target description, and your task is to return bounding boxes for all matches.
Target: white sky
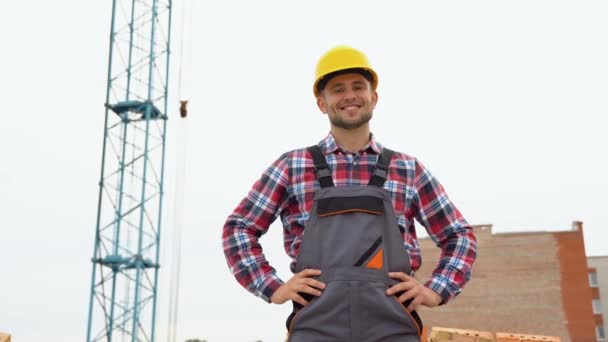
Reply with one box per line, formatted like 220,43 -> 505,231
1,1 -> 607,341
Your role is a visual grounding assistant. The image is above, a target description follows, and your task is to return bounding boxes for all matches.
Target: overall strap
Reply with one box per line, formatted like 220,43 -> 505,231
307,145 -> 334,188
369,148 -> 395,187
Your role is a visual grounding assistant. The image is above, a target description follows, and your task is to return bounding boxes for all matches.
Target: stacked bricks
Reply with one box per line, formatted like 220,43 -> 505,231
495,332 -> 560,342
428,327 -> 560,342
429,327 -> 494,341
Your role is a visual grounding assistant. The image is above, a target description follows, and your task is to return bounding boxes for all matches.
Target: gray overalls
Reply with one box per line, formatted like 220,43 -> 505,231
286,145 -> 423,342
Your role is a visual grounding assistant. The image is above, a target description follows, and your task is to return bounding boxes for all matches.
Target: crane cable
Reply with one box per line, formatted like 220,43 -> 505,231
167,0 -> 192,340
167,118 -> 187,342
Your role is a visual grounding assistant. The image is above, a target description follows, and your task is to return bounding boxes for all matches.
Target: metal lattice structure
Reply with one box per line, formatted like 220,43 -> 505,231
87,0 -> 173,341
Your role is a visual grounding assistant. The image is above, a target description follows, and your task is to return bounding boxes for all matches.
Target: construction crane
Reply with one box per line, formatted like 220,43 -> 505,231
86,0 -> 174,341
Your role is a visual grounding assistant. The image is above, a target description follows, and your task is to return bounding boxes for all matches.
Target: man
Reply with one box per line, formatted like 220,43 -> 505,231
222,46 -> 477,341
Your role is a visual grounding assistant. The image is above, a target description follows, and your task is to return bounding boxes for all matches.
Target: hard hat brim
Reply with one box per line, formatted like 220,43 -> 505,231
314,67 -> 378,97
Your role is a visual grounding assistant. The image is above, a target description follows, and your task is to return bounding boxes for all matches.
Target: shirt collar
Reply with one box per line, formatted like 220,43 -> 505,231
319,132 -> 383,155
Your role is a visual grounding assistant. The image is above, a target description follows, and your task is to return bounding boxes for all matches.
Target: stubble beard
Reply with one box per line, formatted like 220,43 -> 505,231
329,111 -> 373,130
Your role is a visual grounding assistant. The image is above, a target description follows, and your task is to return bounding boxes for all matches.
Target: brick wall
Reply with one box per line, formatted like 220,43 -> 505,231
416,224 -> 595,342
555,223 -> 596,340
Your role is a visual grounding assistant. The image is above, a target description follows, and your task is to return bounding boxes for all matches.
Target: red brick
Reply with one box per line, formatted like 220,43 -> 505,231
495,332 -> 560,342
429,326 -> 494,342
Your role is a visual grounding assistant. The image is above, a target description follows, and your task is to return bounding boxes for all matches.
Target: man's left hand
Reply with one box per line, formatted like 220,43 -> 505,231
386,272 -> 442,312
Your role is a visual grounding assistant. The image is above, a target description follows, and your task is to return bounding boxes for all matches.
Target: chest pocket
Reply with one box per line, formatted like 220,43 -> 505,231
317,195 -> 384,217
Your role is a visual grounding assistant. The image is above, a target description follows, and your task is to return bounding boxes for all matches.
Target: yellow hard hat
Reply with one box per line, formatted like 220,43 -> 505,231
313,45 -> 378,97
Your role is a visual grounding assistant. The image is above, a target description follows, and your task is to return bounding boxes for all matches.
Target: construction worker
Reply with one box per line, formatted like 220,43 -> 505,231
222,46 -> 477,341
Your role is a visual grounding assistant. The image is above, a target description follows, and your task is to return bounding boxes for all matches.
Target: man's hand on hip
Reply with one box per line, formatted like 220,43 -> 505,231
386,272 -> 442,312
270,269 -> 326,306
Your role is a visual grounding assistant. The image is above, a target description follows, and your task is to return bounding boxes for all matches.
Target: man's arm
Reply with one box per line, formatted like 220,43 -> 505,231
412,159 -> 477,304
222,153 -> 290,302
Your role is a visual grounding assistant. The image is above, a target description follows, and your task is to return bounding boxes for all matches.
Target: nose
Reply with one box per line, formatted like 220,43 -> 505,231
344,88 -> 357,101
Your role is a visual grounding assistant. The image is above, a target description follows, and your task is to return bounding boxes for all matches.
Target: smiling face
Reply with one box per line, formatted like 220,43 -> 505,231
316,72 -> 378,130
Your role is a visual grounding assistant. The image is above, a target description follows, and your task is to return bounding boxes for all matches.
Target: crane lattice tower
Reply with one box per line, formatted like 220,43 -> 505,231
86,0 -> 173,341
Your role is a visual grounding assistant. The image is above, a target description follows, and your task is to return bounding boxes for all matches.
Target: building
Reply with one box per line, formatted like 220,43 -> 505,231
587,255 -> 608,341
416,221 -> 596,342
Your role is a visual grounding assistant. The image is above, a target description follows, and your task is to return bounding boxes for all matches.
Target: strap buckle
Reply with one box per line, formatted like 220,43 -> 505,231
315,168 -> 332,179
372,168 -> 388,179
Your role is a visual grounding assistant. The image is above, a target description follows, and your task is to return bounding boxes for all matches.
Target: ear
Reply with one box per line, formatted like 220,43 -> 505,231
317,95 -> 328,114
371,90 -> 378,109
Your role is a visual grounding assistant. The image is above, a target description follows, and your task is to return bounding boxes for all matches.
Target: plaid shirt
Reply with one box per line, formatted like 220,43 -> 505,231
223,133 -> 477,304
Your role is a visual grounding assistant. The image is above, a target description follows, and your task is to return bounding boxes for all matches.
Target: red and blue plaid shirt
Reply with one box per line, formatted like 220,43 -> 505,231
223,133 -> 477,303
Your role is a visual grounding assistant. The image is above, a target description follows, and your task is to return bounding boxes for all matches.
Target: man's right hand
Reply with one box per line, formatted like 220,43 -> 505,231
270,269 -> 326,306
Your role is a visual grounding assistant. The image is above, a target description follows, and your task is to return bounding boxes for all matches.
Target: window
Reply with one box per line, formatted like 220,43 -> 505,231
590,272 -> 599,287
593,299 -> 602,314
597,325 -> 606,341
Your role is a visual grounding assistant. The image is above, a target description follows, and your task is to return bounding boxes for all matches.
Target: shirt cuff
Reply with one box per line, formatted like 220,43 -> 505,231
259,273 -> 285,303
424,274 -> 460,305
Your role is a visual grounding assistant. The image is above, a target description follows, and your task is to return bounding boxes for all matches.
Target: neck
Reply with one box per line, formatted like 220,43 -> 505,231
330,125 -> 371,153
